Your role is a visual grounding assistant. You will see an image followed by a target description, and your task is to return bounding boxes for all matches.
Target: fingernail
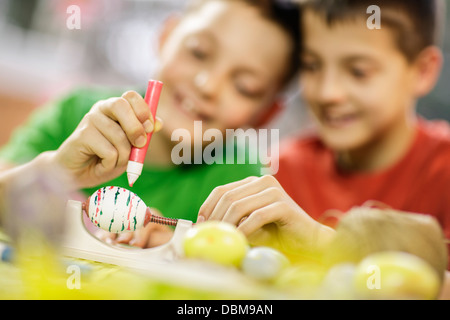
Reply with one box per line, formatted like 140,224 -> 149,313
104,237 -> 114,245
143,119 -> 154,133
238,216 -> 248,226
196,215 -> 205,223
154,120 -> 163,132
135,135 -> 147,148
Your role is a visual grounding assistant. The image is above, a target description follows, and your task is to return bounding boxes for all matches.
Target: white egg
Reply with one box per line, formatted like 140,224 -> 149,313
317,263 -> 357,300
87,186 -> 148,233
241,246 -> 289,281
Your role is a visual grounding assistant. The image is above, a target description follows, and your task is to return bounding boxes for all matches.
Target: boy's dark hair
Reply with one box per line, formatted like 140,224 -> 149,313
244,0 -> 301,83
187,0 -> 301,84
299,0 -> 446,62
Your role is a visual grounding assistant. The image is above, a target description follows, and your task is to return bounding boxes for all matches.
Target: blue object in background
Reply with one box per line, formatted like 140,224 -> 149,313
0,242 -> 14,262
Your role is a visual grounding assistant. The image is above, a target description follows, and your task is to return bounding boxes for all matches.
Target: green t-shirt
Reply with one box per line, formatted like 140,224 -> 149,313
0,87 -> 262,222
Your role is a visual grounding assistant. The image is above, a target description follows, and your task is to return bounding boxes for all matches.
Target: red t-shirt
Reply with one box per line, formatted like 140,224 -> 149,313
275,120 -> 450,242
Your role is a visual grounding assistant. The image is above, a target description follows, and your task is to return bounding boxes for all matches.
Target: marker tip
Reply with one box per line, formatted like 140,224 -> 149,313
127,173 -> 138,188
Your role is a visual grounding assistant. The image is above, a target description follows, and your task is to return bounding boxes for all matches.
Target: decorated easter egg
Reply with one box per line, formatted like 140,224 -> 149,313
87,186 -> 149,233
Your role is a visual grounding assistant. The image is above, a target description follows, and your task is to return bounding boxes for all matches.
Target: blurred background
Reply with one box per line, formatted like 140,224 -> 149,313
0,0 -> 449,146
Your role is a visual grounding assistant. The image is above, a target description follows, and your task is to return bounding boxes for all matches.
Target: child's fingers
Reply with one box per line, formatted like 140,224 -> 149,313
147,229 -> 174,248
85,130 -> 122,176
121,91 -> 156,135
89,112 -> 131,168
129,223 -> 160,248
116,232 -> 134,244
236,201 -> 285,238
128,233 -> 145,248
133,207 -> 174,248
197,176 -> 258,222
94,229 -> 118,244
97,97 -> 148,148
220,187 -> 283,226
203,175 -> 280,222
121,91 -> 152,125
154,117 -> 163,132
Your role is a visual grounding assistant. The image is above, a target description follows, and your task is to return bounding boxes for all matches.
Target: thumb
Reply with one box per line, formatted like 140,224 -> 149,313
154,117 -> 163,133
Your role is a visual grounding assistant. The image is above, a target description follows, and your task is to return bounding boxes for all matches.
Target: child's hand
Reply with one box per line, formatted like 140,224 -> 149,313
198,175 -> 334,256
54,91 -> 162,188
95,208 -> 174,248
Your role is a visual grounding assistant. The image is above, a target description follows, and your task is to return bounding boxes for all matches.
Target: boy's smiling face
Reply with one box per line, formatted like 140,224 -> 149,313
156,0 -> 292,143
300,9 -> 420,153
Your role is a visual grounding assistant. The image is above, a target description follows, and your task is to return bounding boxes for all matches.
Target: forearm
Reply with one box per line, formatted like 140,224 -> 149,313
0,151 -> 59,183
0,151 -> 75,228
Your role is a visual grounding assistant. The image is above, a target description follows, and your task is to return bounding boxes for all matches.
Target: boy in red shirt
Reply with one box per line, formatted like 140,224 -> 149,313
276,0 -> 450,230
198,0 -> 449,267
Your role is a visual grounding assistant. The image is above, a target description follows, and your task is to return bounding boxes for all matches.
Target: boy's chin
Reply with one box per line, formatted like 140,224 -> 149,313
320,133 -> 368,153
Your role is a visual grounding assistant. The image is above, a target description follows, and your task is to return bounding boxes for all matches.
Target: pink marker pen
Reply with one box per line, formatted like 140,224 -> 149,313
127,80 -> 163,187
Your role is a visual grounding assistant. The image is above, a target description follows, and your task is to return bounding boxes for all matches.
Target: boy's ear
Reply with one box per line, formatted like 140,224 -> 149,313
158,14 -> 182,54
413,46 -> 443,97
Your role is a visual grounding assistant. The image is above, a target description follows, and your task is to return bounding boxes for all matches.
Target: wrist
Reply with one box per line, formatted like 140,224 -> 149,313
32,151 -> 78,190
282,215 -> 336,263
314,223 -> 335,252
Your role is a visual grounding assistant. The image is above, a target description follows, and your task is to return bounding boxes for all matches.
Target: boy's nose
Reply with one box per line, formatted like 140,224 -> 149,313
317,71 -> 346,105
194,69 -> 223,101
195,70 -> 209,88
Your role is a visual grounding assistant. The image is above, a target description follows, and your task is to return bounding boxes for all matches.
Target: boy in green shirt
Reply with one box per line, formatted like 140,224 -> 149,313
0,0 -> 300,247
0,87 -> 263,222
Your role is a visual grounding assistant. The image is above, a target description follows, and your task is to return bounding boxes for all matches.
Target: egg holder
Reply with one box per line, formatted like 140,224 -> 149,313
61,200 -> 193,271
60,200 -> 264,295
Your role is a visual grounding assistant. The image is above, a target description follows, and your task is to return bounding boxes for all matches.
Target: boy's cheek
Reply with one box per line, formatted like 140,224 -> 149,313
159,52 -> 196,82
299,82 -> 322,107
218,105 -> 260,129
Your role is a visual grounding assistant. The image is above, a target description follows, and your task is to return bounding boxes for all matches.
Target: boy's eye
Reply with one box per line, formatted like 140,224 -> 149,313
350,67 -> 369,79
191,48 -> 208,60
235,83 -> 263,99
185,36 -> 210,61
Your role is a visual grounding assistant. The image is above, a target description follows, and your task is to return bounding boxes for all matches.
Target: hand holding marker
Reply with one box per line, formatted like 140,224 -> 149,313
127,80 -> 163,187
85,82 -> 167,233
